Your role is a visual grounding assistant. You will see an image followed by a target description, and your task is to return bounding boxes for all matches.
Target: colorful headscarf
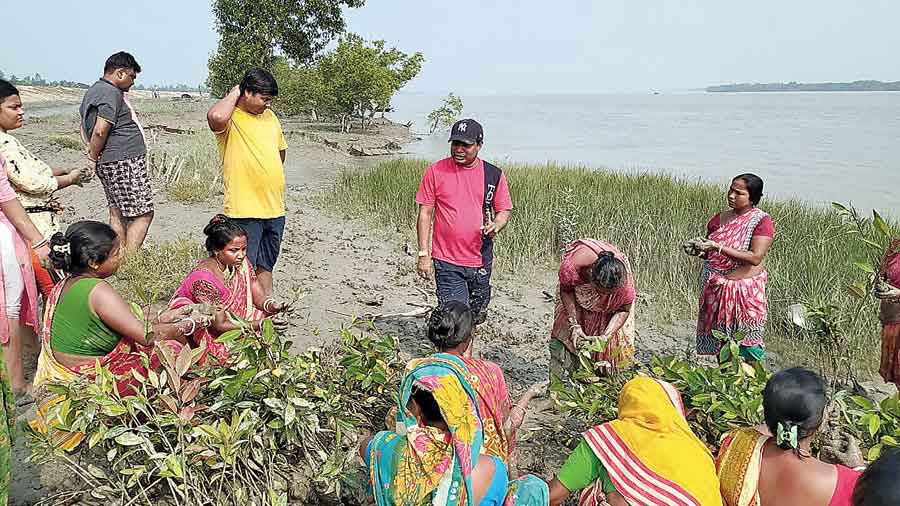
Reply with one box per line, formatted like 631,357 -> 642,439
368,354 -> 484,506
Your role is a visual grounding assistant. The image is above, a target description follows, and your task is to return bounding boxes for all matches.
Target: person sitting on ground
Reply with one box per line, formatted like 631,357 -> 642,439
360,355 -> 549,506
549,239 -> 636,380
168,214 -> 289,364
0,80 -> 90,299
426,301 -> 547,464
852,446 -> 900,506
716,367 -> 864,506
874,239 -> 900,391
33,221 -> 204,396
548,376 -> 722,506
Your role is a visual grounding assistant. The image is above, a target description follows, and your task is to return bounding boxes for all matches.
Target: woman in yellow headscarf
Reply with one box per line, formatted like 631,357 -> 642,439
548,377 -> 722,506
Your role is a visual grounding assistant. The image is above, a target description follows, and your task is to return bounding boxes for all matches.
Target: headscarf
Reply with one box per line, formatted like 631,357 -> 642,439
368,355 -> 484,506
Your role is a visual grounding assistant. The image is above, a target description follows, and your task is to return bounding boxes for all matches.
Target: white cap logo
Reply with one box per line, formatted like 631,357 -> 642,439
457,122 -> 467,132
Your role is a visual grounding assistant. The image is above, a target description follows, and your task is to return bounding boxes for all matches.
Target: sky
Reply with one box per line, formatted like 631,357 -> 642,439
3,0 -> 900,94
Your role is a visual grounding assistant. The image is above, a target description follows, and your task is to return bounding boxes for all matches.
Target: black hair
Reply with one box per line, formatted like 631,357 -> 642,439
853,446 -> 900,506
104,51 -> 142,74
203,214 -> 247,254
762,367 -> 827,451
410,386 -> 445,426
0,80 -> 19,103
734,173 -> 764,206
49,221 -> 119,275
239,68 -> 278,97
591,251 -> 627,289
427,301 -> 474,350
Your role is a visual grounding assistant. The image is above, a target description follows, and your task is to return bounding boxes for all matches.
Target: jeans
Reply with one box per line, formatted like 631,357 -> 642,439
433,259 -> 492,323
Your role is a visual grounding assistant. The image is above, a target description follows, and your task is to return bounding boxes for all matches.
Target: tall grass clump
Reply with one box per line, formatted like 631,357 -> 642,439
114,238 -> 205,308
148,133 -> 221,203
47,134 -> 82,150
327,159 -> 891,372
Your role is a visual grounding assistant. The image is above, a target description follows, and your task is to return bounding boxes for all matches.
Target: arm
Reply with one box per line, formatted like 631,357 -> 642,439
701,235 -> 774,266
87,118 -> 112,163
207,85 -> 240,133
416,204 -> 435,279
481,210 -> 510,237
504,379 -> 548,435
91,282 -> 188,346
601,303 -> 633,337
54,170 -> 84,190
279,149 -> 286,163
0,198 -> 50,262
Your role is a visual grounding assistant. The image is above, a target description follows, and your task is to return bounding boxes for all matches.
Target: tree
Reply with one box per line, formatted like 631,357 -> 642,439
0,69 -> 5,79
427,93 -> 464,134
271,58 -> 337,120
207,0 -> 365,97
318,34 -> 423,131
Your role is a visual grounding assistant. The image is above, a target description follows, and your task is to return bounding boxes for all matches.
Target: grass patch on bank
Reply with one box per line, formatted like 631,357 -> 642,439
47,133 -> 82,150
148,133 -> 221,203
326,159 -> 890,373
114,239 -> 205,306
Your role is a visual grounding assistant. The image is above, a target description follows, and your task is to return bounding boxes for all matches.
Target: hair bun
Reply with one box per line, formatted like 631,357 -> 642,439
598,251 -> 615,260
204,214 -> 230,236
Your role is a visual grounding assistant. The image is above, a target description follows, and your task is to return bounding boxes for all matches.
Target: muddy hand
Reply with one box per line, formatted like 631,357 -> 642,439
417,256 -> 433,280
571,325 -> 588,349
526,379 -> 550,399
874,277 -> 900,300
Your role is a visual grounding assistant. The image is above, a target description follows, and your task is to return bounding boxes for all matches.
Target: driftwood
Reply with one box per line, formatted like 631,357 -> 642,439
326,303 -> 433,321
146,124 -> 195,135
348,145 -> 408,157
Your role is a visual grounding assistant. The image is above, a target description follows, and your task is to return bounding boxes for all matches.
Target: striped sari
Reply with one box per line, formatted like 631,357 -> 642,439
578,377 -> 722,506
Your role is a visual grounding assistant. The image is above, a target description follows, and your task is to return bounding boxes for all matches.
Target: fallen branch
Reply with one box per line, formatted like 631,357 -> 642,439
146,124 -> 195,135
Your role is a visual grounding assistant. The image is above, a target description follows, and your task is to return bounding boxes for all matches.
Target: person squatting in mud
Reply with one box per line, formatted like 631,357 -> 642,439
415,119 -> 512,327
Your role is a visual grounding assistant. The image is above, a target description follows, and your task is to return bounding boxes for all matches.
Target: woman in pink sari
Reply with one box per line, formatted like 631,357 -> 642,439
689,174 -> 774,362
549,239 -> 636,380
169,215 -> 288,364
874,240 -> 900,390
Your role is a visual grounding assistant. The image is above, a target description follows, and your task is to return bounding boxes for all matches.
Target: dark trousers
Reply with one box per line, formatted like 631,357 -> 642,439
433,259 -> 493,323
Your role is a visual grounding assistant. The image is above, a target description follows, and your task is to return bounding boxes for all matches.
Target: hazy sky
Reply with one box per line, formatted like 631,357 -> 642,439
4,0 -> 900,94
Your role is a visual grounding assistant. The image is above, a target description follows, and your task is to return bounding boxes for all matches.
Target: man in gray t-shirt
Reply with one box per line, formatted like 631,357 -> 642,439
79,51 -> 153,251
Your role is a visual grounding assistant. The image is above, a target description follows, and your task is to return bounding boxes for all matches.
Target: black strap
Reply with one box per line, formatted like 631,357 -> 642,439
480,162 -> 503,266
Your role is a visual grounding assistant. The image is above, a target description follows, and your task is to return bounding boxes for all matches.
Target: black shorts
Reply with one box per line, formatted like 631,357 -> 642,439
433,258 -> 493,324
228,216 -> 285,272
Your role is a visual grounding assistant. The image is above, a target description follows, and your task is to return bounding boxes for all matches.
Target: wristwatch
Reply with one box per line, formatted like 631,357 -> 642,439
417,250 -> 430,258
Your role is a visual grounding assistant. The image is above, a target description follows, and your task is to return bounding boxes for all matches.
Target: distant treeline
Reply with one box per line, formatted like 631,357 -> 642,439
0,70 -> 205,93
707,80 -> 900,92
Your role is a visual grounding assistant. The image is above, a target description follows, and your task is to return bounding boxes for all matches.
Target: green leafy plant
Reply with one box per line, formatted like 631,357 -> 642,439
427,93 -> 464,134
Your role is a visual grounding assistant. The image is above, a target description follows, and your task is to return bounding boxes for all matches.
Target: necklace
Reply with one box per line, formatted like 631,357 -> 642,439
214,256 -> 235,282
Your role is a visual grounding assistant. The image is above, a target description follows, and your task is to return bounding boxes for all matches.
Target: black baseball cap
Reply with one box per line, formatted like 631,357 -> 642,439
448,119 -> 484,145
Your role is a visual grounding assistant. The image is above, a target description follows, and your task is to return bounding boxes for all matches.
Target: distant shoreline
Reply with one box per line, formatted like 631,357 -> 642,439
706,80 -> 900,93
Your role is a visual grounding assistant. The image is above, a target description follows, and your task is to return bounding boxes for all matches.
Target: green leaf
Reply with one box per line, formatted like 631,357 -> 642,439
284,404 -> 296,426
847,282 -> 868,299
853,261 -> 875,274
868,443 -> 883,462
874,210 -> 892,237
263,398 -> 285,410
852,396 -> 876,410
114,433 -> 145,446
881,435 -> 898,446
869,414 -> 882,438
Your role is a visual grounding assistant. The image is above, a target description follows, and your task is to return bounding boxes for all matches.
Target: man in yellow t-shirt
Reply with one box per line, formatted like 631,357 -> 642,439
207,69 -> 287,295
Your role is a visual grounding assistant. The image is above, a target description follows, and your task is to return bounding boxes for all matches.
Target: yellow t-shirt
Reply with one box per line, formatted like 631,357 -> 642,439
216,107 -> 288,218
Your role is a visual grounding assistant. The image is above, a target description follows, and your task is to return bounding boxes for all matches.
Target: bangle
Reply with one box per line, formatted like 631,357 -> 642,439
179,318 -> 196,336
31,238 -> 48,250
263,298 -> 276,313
717,243 -> 724,254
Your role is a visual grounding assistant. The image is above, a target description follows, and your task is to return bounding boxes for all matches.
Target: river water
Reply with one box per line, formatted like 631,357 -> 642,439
389,91 -> 900,215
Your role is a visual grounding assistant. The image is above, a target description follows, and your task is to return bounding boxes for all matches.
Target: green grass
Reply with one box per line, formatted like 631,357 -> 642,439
113,238 -> 206,307
47,133 -> 82,150
325,159 -> 892,373
148,133 -> 221,203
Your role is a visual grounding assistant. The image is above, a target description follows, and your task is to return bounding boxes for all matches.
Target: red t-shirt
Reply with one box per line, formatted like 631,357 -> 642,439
415,157 -> 513,268
706,213 -> 775,237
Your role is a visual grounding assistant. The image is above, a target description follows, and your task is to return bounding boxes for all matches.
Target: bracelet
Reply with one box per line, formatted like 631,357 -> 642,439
263,298 -> 277,313
179,318 -> 196,336
717,243 -> 724,255
31,238 -> 49,250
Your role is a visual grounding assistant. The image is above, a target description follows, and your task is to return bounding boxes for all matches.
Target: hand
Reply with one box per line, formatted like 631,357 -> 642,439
697,239 -> 719,253
481,220 -> 502,238
525,379 -> 550,399
571,325 -> 588,349
158,305 -> 193,323
822,430 -> 864,468
417,256 -> 433,279
265,299 -> 290,314
682,239 -> 702,257
34,243 -> 51,267
875,278 -> 900,300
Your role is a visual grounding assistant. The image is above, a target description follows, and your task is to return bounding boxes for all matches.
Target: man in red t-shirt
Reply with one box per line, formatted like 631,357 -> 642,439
415,119 -> 513,324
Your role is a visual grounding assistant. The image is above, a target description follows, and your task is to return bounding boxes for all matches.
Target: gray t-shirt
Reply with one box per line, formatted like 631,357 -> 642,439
79,79 -> 146,164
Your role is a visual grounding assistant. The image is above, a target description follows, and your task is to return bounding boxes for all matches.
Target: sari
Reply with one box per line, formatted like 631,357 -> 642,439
879,239 -> 900,387
716,428 -> 860,506
366,355 -> 548,506
696,208 -> 771,357
460,356 -> 513,461
168,257 -> 265,364
0,154 -> 39,344
577,377 -> 722,506
551,239 -> 636,369
30,278 -> 183,451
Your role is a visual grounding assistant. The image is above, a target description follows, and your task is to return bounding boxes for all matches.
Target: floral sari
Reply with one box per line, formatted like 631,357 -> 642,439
168,258 -> 266,364
551,239 -> 636,368
460,356 -> 513,462
366,355 -> 548,506
30,279 -> 183,451
579,378 -> 722,506
696,208 -> 771,356
879,239 -> 900,386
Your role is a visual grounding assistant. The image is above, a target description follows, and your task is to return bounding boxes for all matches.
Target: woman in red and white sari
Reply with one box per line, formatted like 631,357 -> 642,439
689,174 -> 774,362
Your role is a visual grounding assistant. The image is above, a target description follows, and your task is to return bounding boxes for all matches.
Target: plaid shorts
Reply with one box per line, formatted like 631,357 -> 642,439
95,154 -> 154,218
